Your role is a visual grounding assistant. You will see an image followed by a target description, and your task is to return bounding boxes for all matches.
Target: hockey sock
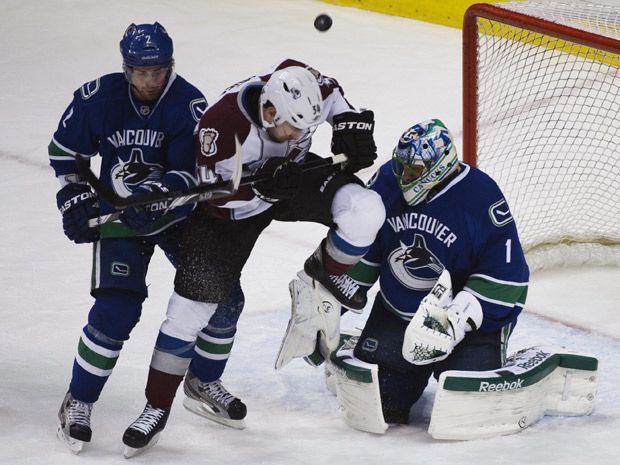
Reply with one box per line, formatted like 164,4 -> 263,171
145,367 -> 184,410
70,325 -> 123,403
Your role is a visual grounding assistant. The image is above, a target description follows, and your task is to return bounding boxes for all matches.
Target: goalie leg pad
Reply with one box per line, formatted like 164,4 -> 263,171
275,271 -> 341,369
327,338 -> 388,434
429,345 -> 599,440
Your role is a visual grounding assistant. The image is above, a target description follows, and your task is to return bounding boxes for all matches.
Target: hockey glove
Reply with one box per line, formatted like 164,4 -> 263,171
402,271 -> 483,365
56,183 -> 100,244
331,110 -> 377,173
252,157 -> 303,202
120,181 -> 172,231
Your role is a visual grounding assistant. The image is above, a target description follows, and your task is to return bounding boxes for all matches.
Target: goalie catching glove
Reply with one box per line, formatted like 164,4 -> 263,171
402,270 -> 483,365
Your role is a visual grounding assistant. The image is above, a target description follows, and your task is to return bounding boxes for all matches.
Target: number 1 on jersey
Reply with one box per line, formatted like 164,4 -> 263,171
505,239 -> 512,263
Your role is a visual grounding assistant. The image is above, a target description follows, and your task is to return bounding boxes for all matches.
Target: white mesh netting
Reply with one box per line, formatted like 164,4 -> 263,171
473,0 -> 620,270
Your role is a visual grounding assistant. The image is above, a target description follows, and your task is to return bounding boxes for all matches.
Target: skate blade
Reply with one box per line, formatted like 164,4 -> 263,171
182,398 -> 246,430
122,432 -> 161,459
56,424 -> 85,454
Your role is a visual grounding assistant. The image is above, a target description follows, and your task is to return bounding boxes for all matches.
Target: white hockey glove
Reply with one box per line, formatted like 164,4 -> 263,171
402,271 -> 483,365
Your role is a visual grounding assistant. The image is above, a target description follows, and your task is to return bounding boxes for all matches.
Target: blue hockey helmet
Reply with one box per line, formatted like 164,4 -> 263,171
120,22 -> 173,68
392,119 -> 459,206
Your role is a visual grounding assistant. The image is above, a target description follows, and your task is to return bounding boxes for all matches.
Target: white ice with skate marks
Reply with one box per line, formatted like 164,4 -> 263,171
2,0 -> 620,464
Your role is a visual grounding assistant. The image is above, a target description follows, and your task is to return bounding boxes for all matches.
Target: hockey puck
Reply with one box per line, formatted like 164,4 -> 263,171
314,14 -> 333,32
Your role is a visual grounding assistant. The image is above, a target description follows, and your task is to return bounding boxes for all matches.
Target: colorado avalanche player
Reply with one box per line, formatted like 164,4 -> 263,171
49,22 -> 222,454
122,59 -> 387,453
344,119 -> 529,424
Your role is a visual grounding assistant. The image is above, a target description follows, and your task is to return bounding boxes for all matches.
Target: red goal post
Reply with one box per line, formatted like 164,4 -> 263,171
462,1 -> 620,270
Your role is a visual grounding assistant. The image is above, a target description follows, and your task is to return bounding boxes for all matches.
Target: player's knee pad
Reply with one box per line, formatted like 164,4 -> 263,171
206,280 -> 245,331
331,184 -> 385,246
160,291 -> 218,341
88,290 -> 144,341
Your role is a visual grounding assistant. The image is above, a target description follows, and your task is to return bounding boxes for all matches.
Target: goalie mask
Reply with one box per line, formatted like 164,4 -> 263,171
260,67 -> 323,131
392,119 -> 459,206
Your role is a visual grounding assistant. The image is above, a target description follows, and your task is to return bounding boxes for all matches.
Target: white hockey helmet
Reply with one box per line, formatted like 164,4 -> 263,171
392,119 -> 459,206
260,66 -> 323,130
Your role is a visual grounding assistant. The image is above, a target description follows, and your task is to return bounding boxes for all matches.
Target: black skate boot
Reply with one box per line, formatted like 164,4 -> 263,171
56,391 -> 93,454
183,370 -> 247,429
304,240 -> 367,310
122,403 -> 170,458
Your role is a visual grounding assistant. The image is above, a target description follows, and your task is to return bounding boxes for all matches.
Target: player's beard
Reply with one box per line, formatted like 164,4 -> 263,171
132,84 -> 163,102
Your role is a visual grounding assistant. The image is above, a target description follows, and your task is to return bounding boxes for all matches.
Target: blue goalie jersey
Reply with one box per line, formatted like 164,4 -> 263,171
48,72 -> 207,237
349,161 -> 529,333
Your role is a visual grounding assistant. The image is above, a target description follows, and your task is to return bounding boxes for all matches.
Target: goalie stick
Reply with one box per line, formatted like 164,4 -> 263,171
81,144 -> 347,227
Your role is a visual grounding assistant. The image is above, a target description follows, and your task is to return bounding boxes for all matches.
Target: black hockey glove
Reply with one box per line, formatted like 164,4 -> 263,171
56,183 -> 100,244
120,181 -> 171,231
252,158 -> 303,202
331,110 -> 377,173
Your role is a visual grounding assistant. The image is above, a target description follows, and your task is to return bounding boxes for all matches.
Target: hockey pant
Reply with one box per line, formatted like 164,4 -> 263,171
174,162 -> 384,304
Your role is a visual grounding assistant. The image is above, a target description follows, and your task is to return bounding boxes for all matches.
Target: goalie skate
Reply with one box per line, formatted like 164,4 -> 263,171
56,391 -> 92,454
182,371 -> 247,429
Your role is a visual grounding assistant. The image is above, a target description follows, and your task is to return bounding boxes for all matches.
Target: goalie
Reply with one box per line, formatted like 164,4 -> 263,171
320,119 -> 530,425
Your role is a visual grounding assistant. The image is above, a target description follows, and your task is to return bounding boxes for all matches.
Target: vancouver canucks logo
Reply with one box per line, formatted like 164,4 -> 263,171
388,234 -> 445,290
110,148 -> 163,197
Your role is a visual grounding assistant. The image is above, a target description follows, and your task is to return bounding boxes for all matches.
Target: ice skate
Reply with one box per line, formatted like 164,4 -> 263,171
304,240 -> 366,310
183,371 -> 247,429
122,403 -> 170,459
56,391 -> 93,454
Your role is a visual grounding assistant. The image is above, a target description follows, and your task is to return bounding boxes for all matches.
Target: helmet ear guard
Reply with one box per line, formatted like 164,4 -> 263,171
259,67 -> 323,131
392,119 -> 459,206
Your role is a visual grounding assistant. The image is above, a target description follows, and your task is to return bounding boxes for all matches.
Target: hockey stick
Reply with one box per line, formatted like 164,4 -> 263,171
84,150 -> 348,227
79,135 -> 244,210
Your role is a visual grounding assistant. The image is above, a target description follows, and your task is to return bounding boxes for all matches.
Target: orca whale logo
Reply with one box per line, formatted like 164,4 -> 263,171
388,234 -> 444,290
110,148 -> 163,197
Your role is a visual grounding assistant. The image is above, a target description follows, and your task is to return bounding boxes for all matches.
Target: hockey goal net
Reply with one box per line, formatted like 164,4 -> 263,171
463,1 -> 620,271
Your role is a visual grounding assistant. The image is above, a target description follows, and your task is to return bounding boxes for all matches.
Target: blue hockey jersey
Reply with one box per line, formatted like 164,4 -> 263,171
349,161 -> 529,333
48,72 -> 207,237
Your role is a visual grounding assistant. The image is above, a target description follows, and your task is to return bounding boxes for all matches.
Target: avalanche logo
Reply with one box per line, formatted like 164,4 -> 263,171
199,128 -> 219,157
290,87 -> 302,99
110,148 -> 163,198
388,234 -> 445,290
